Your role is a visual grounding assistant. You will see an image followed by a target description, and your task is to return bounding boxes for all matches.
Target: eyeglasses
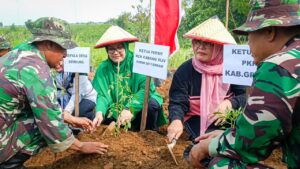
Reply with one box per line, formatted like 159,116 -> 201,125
107,46 -> 124,54
192,40 -> 213,48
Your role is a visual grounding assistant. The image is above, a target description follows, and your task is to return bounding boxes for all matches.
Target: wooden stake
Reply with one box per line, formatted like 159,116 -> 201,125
75,73 -> 79,117
140,77 -> 151,131
140,0 -> 152,131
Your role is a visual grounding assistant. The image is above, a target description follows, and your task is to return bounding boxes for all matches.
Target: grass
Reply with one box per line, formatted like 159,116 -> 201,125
1,23 -> 192,70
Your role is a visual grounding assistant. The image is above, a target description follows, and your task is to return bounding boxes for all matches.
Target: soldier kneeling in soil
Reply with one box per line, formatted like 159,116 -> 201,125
0,17 -> 108,169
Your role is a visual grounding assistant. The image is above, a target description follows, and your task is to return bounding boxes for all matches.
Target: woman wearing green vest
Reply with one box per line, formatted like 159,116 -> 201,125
91,25 -> 168,131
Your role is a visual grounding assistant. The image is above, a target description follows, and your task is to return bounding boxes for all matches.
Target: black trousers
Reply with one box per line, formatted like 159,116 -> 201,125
0,152 -> 30,169
184,115 -> 223,141
131,98 -> 161,131
72,99 -> 96,121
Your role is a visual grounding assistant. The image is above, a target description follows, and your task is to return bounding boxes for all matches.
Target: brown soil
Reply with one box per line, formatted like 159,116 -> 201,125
25,126 -> 193,169
24,77 -> 287,169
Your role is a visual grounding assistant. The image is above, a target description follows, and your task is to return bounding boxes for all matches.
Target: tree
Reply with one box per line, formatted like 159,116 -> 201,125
0,22 -> 3,27
10,24 -> 17,31
183,0 -> 250,43
115,12 -> 132,30
105,0 -> 149,42
130,0 -> 150,42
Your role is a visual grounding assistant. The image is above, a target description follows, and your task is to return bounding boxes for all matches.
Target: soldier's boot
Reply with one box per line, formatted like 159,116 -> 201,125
0,152 -> 30,169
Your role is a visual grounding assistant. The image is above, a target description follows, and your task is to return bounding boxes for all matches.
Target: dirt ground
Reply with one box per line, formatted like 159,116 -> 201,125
25,77 -> 287,169
25,126 -> 193,169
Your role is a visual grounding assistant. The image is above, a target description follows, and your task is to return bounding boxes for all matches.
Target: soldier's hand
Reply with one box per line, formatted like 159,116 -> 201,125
189,139 -> 210,169
167,119 -> 183,142
92,112 -> 103,130
117,109 -> 133,127
208,99 -> 232,126
79,142 -> 108,155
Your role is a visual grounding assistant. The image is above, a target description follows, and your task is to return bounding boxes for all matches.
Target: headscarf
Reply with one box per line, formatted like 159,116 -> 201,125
92,42 -> 167,127
192,43 -> 230,135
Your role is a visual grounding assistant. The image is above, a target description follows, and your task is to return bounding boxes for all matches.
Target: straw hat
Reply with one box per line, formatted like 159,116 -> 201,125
183,16 -> 236,45
94,25 -> 139,48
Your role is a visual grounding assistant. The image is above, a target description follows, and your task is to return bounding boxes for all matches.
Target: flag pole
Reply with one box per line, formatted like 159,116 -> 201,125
140,0 -> 152,131
225,0 -> 230,29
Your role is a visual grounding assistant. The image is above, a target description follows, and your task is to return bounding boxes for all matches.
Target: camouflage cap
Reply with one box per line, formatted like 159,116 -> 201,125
25,17 -> 77,49
233,0 -> 300,35
0,36 -> 11,50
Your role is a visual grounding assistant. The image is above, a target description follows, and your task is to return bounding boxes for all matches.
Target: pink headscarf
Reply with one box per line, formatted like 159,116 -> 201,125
192,44 -> 230,135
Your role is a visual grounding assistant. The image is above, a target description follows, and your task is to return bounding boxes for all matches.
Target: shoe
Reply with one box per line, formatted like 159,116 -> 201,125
69,126 -> 83,135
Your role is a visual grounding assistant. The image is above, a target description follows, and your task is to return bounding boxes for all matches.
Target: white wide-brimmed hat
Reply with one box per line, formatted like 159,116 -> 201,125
94,25 -> 139,48
183,16 -> 236,45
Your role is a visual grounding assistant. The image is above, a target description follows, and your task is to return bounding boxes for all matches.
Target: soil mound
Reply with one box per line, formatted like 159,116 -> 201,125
25,126 -> 193,169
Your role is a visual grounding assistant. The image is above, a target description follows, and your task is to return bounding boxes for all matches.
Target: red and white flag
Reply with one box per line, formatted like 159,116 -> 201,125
150,0 -> 181,56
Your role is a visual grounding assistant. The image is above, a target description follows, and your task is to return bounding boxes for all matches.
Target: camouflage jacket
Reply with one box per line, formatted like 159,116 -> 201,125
0,43 -> 74,162
209,37 -> 300,168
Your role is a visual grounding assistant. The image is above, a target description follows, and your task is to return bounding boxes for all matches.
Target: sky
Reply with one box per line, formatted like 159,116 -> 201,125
0,0 -> 149,26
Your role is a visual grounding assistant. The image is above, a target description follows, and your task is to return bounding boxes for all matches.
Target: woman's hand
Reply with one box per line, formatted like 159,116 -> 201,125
194,130 -> 224,142
167,119 -> 183,142
208,99 -> 232,126
92,112 -> 103,130
117,109 -> 133,127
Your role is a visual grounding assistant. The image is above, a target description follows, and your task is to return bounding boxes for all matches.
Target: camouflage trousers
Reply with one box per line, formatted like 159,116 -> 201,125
0,116 -> 47,162
208,157 -> 274,169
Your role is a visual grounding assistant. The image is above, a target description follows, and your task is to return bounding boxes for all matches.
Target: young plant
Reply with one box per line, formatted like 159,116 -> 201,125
107,62 -> 134,136
214,107 -> 243,129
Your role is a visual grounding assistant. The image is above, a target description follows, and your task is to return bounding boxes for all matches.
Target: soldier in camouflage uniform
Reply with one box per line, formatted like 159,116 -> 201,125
0,17 -> 108,169
0,36 -> 11,57
188,0 -> 300,169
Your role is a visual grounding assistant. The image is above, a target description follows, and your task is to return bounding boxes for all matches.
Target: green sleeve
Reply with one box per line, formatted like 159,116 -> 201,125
125,74 -> 147,118
92,67 -> 112,117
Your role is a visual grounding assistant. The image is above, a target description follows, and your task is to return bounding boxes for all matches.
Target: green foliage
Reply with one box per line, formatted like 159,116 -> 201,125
106,0 -> 150,43
0,23 -> 111,69
130,0 -> 150,42
183,0 -> 251,44
0,0 -> 251,70
0,25 -> 31,46
107,64 -> 134,136
214,108 -> 243,129
168,48 -> 193,69
70,23 -> 111,69
107,12 -> 132,30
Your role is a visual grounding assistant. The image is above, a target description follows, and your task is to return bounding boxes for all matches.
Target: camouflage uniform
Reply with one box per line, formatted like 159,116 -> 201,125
207,1 -> 300,169
0,17 -> 76,164
0,36 -> 11,50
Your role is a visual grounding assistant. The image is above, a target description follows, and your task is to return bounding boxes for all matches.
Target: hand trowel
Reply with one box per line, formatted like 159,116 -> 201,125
101,121 -> 116,137
167,138 -> 178,165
